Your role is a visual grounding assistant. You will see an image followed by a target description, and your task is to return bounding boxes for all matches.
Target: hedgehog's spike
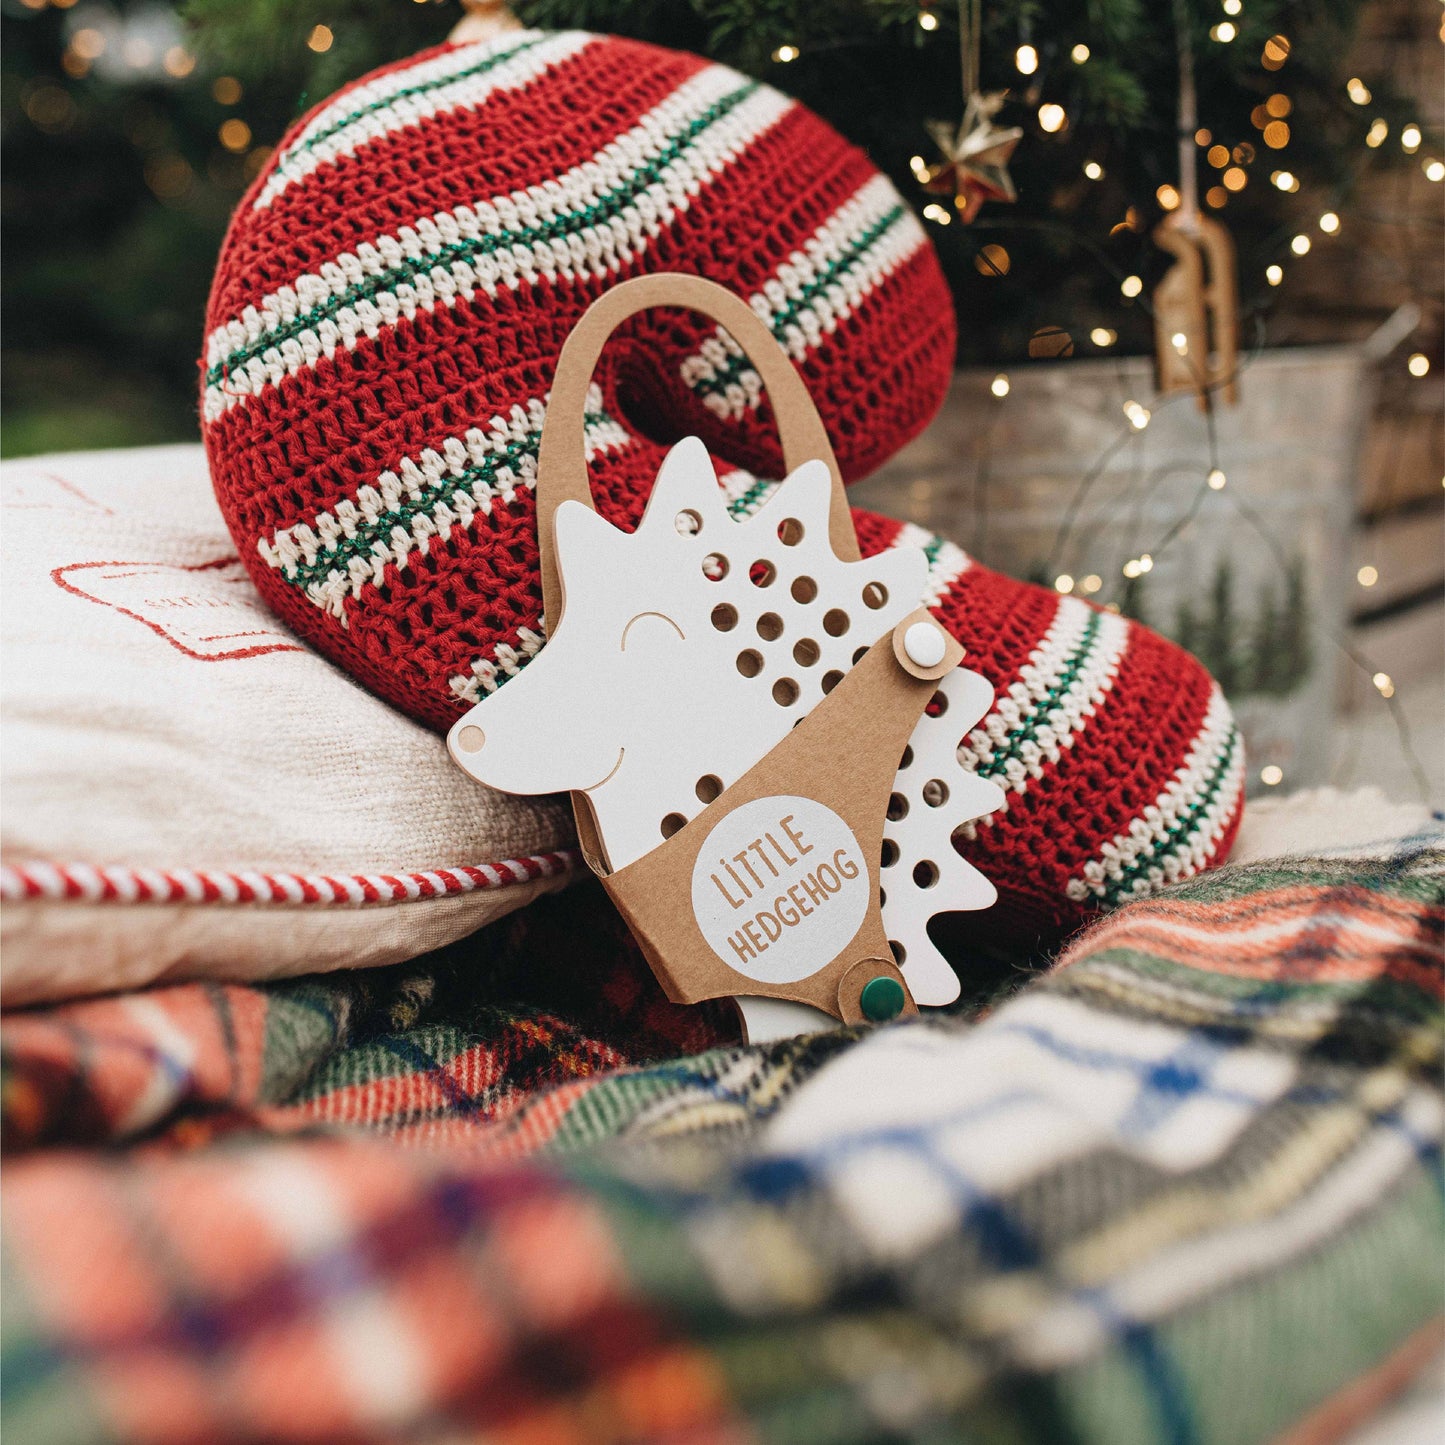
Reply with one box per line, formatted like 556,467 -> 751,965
747,458 -> 835,545
637,437 -> 731,538
843,541 -> 930,623
551,499 -> 628,606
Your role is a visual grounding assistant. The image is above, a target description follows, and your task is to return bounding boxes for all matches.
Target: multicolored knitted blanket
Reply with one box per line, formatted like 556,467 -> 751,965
3,823 -> 1441,1444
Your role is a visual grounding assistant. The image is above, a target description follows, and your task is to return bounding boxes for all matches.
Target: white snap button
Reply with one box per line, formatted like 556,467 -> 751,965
902,622 -> 947,669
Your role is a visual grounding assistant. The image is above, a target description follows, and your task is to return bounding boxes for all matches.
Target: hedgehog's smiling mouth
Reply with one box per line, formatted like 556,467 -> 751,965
581,747 -> 625,793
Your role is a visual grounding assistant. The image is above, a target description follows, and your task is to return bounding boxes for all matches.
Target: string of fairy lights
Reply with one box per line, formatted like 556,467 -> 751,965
962,310 -> 1434,798
782,2 -> 1438,796
777,4 -> 1443,415
13,0 -> 1441,797
17,3 -> 343,202
904,7 -> 1443,329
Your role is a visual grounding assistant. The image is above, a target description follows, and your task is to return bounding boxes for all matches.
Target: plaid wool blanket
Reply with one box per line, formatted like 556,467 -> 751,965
2,824 -> 1442,1444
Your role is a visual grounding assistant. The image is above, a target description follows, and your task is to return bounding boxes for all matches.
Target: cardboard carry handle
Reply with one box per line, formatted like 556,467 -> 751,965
537,273 -> 857,624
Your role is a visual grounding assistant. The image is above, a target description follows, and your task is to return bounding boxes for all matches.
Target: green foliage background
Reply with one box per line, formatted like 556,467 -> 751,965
2,0 -> 1392,456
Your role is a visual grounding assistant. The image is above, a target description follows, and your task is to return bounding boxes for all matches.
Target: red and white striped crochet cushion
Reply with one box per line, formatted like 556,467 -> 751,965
203,29 -> 1244,951
203,29 -> 955,729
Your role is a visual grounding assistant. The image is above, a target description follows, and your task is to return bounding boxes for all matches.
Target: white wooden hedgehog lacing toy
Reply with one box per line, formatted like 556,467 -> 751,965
448,276 -> 1004,1040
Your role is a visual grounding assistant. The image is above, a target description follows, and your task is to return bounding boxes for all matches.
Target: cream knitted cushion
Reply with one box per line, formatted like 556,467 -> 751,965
0,444 -> 573,1004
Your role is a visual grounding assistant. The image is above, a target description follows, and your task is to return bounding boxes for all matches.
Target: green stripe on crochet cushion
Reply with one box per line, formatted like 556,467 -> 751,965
689,205 -> 910,401
280,408 -> 608,595
286,33 -> 552,165
1099,725 -> 1242,908
976,609 -> 1104,783
207,82 -> 759,387
726,476 -> 780,518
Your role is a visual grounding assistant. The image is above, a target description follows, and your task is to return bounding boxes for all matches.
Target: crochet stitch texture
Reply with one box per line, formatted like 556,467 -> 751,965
203,29 -> 1243,947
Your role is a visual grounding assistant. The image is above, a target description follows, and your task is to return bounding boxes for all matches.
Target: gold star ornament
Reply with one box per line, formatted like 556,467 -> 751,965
923,91 -> 1023,224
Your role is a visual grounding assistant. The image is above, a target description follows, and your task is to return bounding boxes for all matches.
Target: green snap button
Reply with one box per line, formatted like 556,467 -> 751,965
860,975 -> 905,1022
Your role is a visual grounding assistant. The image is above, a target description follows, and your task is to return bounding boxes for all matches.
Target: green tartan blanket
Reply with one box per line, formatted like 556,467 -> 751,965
2,828 -> 1442,1444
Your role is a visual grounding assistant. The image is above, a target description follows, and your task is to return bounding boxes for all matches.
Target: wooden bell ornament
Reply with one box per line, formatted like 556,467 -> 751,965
1152,212 -> 1240,409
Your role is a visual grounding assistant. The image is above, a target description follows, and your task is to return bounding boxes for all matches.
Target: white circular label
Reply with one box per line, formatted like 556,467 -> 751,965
690,795 -> 871,984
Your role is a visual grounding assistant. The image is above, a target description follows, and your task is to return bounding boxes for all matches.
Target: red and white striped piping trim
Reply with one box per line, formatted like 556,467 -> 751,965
0,851 -> 580,907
